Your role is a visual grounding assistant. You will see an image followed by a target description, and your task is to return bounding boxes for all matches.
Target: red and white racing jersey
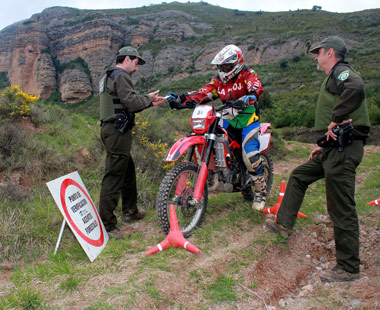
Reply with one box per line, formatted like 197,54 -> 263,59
183,66 -> 264,125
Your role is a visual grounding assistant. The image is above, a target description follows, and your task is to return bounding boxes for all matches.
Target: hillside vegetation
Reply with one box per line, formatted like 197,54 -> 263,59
1,3 -> 379,122
106,3 -> 380,131
0,100 -> 379,309
35,5 -> 380,130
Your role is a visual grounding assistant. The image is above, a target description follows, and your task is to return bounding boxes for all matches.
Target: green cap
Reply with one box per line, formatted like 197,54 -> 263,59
117,46 -> 146,65
309,36 -> 348,55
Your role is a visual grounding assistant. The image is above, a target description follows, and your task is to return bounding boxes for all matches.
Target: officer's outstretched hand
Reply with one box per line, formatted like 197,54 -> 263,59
149,90 -> 165,106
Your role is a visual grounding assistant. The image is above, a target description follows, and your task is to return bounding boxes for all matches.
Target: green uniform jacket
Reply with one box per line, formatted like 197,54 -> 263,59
314,61 -> 370,138
99,66 -> 152,122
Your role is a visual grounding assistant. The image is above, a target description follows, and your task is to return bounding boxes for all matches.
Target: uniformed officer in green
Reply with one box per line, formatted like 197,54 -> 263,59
265,37 -> 370,282
99,46 -> 165,239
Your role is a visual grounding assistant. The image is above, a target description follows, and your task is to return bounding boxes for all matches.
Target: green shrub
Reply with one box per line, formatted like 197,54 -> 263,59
0,72 -> 10,88
0,119 -> 26,161
279,58 -> 289,69
53,57 -> 92,81
1,85 -> 39,116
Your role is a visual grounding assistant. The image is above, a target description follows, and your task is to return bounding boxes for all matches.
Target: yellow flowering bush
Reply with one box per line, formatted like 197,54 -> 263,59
1,85 -> 39,116
133,113 -> 174,170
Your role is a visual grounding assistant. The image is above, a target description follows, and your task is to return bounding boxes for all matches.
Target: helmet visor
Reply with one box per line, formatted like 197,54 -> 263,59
217,64 -> 234,73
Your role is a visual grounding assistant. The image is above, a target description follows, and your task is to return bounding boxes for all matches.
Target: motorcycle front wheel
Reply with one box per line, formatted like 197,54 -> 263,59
156,161 -> 208,238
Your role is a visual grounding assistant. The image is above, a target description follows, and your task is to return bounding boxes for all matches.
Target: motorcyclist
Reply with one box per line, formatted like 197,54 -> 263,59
167,44 -> 266,211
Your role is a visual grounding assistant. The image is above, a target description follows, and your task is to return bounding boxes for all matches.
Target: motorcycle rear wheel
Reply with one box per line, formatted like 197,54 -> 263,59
156,161 -> 208,238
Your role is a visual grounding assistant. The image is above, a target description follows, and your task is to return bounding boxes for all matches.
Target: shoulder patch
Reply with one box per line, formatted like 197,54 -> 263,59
99,74 -> 107,93
338,70 -> 350,81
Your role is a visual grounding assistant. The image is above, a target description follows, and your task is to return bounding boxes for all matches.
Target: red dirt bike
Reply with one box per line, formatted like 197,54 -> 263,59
156,100 -> 274,237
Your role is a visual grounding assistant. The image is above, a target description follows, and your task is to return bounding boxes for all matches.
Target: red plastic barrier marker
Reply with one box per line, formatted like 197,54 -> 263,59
145,204 -> 200,255
368,198 -> 380,205
262,181 -> 307,218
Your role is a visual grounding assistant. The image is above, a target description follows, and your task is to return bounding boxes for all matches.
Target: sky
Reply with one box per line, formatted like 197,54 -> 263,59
1,0 -> 379,31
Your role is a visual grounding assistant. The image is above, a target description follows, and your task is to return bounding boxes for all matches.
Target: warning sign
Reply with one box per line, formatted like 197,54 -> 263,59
47,171 -> 108,262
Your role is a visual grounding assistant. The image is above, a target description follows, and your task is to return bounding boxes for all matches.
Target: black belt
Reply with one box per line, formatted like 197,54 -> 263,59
354,135 -> 367,145
100,119 -> 114,127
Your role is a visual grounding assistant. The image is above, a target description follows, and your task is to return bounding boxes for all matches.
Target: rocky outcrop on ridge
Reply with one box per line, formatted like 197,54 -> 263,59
0,7 -> 210,102
2,4 -> 370,103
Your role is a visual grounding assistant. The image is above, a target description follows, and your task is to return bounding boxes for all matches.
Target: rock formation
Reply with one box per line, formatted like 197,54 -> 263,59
0,5 -> 317,103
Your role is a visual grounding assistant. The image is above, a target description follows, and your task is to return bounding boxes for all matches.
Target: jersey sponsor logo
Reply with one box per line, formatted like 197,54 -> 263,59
338,70 -> 350,81
218,82 -> 243,95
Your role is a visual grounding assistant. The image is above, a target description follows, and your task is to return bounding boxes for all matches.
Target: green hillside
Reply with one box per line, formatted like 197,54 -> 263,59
103,3 -> 380,131
1,3 -> 379,131
1,91 -> 380,309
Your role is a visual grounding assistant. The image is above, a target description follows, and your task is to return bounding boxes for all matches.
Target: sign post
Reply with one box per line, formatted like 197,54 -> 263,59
47,171 -> 108,262
54,219 -> 67,255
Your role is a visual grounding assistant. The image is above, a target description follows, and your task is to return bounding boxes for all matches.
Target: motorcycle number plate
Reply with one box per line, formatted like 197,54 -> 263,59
192,105 -> 213,118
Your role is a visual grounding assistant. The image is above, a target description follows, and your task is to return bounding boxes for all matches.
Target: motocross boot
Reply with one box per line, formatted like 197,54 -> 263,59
242,187 -> 254,201
251,174 -> 267,211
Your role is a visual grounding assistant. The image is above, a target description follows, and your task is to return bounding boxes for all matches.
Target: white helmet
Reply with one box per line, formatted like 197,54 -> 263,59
211,45 -> 244,83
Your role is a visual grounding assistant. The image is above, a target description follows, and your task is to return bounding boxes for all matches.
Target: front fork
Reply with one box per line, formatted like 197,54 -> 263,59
189,133 -> 216,206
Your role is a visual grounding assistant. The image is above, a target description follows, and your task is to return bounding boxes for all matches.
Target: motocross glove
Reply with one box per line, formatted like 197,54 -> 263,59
167,92 -> 181,103
167,92 -> 195,110
240,95 -> 257,104
229,99 -> 248,110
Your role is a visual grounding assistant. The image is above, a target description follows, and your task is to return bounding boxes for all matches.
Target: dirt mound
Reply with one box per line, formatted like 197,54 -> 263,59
240,215 -> 380,309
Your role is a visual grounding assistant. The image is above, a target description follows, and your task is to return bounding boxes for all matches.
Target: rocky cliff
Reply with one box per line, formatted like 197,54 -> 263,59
0,6 -> 210,102
0,4 -> 376,103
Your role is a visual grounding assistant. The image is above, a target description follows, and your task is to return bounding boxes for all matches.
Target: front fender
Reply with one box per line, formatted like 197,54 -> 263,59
164,136 -> 205,162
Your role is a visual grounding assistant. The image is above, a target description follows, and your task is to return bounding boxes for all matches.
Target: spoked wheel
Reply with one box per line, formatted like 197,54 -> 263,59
260,152 -> 274,196
156,161 -> 208,238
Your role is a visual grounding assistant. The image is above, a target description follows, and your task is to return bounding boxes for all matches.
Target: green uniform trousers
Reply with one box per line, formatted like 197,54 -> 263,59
99,122 -> 138,232
277,140 -> 364,274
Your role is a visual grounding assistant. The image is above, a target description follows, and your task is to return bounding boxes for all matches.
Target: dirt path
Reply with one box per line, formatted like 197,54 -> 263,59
35,204 -> 380,310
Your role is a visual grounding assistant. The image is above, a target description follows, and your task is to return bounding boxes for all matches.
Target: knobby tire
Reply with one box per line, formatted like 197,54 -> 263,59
156,162 -> 208,238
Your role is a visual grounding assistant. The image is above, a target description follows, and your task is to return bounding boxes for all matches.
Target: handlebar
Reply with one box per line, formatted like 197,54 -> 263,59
167,91 -> 241,112
215,104 -> 230,112
215,100 -> 245,111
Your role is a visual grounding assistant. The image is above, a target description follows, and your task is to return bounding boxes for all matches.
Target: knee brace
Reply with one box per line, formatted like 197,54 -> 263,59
243,152 -> 263,174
